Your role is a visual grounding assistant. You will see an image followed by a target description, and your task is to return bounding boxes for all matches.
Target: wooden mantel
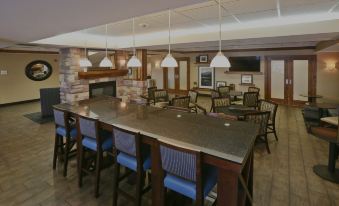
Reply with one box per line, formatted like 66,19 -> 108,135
78,69 -> 128,79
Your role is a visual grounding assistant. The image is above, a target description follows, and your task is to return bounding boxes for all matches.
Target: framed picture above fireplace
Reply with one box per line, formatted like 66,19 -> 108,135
198,66 -> 214,89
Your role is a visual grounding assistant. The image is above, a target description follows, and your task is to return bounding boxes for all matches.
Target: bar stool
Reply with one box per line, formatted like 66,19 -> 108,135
112,128 -> 151,206
77,115 -> 114,197
159,141 -> 217,206
310,113 -> 339,183
53,108 -> 78,177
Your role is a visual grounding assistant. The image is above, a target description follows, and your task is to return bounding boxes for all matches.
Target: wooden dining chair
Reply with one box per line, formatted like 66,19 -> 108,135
209,90 -> 220,112
153,89 -> 169,104
112,128 -> 151,206
159,141 -> 217,206
243,92 -> 259,108
212,97 -> 231,113
259,100 -> 279,141
172,96 -> 190,109
188,90 -> 199,113
77,115 -> 114,197
248,86 -> 260,93
244,111 -> 271,153
217,86 -> 230,98
53,108 -> 78,177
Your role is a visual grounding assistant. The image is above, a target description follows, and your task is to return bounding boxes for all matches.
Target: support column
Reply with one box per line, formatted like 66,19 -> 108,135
59,48 -> 89,104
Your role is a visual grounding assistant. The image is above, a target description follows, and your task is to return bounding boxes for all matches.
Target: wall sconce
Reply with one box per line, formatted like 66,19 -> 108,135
154,60 -> 161,69
119,59 -> 126,66
326,62 -> 337,72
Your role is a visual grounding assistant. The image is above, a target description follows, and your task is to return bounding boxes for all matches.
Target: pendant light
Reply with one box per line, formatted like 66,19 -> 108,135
79,41 -> 92,68
210,0 -> 231,68
127,18 -> 142,68
99,24 -> 113,67
161,9 -> 178,68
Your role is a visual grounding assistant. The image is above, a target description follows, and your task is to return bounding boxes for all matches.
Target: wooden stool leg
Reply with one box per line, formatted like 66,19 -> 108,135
136,170 -> 144,206
273,125 -> 278,141
112,163 -> 120,206
78,146 -> 84,188
53,134 -> 59,169
265,135 -> 271,154
95,151 -> 103,198
63,137 -> 70,177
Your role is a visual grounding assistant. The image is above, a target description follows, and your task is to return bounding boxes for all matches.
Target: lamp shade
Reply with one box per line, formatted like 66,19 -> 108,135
79,57 -> 92,67
99,56 -> 113,67
127,55 -> 142,67
210,52 -> 231,68
161,54 -> 178,68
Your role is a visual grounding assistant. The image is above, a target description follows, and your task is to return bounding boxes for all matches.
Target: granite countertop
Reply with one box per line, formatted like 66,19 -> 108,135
54,97 -> 258,165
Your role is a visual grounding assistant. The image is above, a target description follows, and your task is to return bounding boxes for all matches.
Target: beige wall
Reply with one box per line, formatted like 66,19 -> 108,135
0,52 -> 59,104
148,49 -> 315,98
316,52 -> 339,103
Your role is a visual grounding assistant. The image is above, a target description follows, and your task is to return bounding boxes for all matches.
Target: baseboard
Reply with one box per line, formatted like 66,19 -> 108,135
0,99 -> 40,107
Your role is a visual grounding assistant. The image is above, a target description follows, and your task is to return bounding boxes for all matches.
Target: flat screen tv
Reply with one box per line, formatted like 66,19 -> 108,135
228,56 -> 260,72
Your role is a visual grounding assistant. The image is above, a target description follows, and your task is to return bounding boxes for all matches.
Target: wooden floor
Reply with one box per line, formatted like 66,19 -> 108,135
0,99 -> 338,206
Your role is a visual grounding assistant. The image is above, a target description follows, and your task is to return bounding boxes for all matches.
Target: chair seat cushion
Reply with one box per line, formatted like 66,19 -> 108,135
311,127 -> 338,143
82,130 -> 113,151
164,166 -> 217,200
117,152 -> 151,171
56,126 -> 77,139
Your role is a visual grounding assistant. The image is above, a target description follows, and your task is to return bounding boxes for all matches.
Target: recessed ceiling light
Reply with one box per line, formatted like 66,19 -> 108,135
138,23 -> 149,28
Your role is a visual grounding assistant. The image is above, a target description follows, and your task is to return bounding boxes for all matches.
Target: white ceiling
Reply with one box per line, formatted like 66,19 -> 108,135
0,0 -> 206,45
32,0 -> 339,50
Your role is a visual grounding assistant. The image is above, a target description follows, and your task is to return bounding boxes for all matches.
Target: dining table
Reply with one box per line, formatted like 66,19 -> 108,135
216,105 -> 258,120
54,96 -> 258,206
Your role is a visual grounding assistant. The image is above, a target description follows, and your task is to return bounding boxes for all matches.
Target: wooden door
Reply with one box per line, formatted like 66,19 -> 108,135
265,55 -> 316,106
163,57 -> 190,94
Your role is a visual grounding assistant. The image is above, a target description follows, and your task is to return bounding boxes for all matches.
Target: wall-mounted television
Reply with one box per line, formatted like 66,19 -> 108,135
229,56 -> 261,72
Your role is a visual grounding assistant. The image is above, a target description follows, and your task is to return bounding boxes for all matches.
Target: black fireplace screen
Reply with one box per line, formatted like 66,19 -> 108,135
89,81 -> 116,98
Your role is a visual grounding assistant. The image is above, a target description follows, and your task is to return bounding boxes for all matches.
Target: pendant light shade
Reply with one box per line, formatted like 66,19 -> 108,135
100,24 -> 113,68
161,53 -> 177,67
99,56 -> 113,67
127,55 -> 142,67
79,57 -> 92,67
161,10 -> 178,68
210,0 -> 231,68
127,18 -> 142,68
210,52 -> 231,68
79,41 -> 92,68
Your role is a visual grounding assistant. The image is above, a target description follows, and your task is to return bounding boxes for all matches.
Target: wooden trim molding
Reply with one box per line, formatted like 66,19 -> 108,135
78,69 -> 128,79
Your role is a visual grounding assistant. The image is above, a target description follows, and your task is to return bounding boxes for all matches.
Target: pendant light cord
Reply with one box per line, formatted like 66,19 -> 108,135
132,17 -> 136,56
218,0 -> 221,53
168,9 -> 171,54
105,24 -> 108,57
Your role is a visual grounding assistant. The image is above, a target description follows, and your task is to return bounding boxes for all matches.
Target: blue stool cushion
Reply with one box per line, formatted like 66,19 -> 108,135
117,152 -> 151,172
164,166 -> 217,200
82,130 -> 113,151
56,126 -> 77,139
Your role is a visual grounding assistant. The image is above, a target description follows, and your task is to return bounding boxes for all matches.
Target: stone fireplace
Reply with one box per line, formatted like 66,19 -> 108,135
59,48 -> 147,104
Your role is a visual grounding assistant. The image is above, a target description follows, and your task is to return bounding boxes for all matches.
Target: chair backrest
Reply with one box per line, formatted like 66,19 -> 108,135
229,84 -> 235,91
159,141 -> 201,182
210,90 -> 220,98
248,87 -> 260,93
244,111 -> 270,137
188,90 -> 198,103
212,97 -> 231,113
78,116 -> 99,140
172,96 -> 190,108
243,92 -> 259,108
113,128 -> 138,157
259,100 -> 278,123
53,108 -> 66,127
148,87 -> 157,100
218,86 -> 230,97
154,89 -> 169,103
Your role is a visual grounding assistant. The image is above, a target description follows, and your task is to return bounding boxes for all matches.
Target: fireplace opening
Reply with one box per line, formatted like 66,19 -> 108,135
89,81 -> 116,98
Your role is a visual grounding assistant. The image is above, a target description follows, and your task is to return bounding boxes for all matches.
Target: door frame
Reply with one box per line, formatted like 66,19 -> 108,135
265,55 -> 317,106
163,57 -> 190,94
